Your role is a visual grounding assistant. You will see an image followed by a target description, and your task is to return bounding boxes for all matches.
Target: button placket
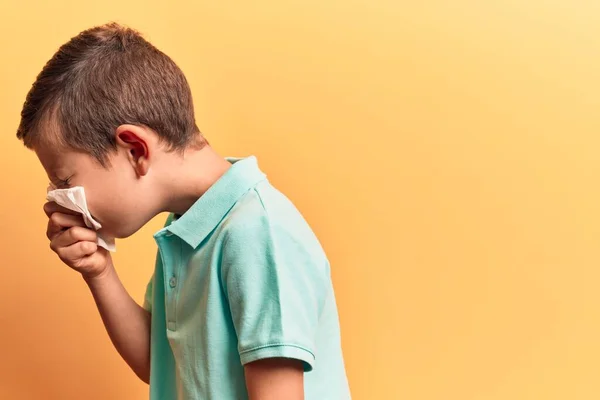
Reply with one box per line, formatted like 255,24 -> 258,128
166,235 -> 184,332
157,231 -> 179,332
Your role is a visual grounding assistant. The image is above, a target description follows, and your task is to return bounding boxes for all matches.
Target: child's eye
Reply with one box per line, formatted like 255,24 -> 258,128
58,176 -> 73,188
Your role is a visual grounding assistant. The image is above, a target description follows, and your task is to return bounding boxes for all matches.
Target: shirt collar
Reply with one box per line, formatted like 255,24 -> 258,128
166,156 -> 267,248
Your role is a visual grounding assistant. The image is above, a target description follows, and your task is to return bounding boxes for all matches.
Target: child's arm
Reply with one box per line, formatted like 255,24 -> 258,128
85,264 -> 151,383
244,359 -> 304,400
44,202 -> 151,383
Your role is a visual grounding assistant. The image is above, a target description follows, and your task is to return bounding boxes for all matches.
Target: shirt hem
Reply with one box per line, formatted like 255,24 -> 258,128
239,344 -> 315,372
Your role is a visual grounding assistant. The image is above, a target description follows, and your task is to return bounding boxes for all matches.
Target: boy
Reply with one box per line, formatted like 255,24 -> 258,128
16,23 -> 350,400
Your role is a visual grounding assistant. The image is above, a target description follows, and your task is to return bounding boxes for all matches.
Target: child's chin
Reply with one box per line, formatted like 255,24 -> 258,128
113,226 -> 142,239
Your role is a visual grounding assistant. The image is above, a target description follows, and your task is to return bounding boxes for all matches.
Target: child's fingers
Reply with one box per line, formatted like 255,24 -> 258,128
46,212 -> 86,240
50,226 -> 97,251
55,241 -> 98,265
43,202 -> 81,218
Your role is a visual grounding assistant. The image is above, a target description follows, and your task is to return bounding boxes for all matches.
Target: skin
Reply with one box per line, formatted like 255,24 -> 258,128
36,124 -> 304,397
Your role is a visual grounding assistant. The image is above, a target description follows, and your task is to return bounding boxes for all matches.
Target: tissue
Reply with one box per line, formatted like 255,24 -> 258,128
46,186 -> 116,252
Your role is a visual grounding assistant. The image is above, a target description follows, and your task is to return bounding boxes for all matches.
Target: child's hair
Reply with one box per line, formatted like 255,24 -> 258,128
16,22 -> 204,166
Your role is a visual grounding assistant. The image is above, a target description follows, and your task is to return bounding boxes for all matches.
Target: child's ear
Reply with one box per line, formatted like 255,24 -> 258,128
115,124 -> 152,176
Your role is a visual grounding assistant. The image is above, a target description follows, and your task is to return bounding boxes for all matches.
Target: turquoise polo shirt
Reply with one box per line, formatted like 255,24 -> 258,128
143,156 -> 350,400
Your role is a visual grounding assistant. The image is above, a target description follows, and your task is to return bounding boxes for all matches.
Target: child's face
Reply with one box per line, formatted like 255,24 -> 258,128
35,134 -> 162,239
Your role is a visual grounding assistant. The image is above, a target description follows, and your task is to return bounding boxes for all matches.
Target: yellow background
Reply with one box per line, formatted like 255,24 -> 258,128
1,1 -> 599,399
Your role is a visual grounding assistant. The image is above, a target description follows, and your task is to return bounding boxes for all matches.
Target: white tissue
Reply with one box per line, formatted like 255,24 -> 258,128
46,186 -> 116,252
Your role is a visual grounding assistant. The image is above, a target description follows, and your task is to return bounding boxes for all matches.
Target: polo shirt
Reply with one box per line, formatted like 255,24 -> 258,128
143,156 -> 351,399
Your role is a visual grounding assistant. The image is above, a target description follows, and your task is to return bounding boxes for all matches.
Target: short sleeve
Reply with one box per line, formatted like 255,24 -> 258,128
143,273 -> 154,313
221,212 -> 329,371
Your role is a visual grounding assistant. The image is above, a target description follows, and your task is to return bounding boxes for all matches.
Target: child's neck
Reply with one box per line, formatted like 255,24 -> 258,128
161,145 -> 231,216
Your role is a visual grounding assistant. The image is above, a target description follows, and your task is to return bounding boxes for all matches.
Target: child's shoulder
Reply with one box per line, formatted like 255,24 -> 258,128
217,183 -> 275,241
218,181 -> 327,261
221,180 -> 303,234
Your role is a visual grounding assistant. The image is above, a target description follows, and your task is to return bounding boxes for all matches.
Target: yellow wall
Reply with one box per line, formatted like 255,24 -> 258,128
1,1 -> 599,399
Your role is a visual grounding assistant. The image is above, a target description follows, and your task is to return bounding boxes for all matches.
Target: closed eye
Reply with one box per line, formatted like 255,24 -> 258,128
54,175 -> 73,189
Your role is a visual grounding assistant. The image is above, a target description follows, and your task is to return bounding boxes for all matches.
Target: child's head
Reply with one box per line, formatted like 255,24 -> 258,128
17,23 -> 207,238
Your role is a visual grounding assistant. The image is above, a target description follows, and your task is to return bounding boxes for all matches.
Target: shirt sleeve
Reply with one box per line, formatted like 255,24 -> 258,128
220,211 -> 330,372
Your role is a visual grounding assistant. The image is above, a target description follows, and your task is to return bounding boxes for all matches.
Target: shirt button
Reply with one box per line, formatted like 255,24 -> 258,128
169,276 -> 177,288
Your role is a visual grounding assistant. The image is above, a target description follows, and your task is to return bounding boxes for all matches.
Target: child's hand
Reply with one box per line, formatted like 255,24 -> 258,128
44,202 -> 112,280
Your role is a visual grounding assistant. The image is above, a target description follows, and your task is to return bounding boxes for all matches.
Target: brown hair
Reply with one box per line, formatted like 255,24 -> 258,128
16,22 -> 205,166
